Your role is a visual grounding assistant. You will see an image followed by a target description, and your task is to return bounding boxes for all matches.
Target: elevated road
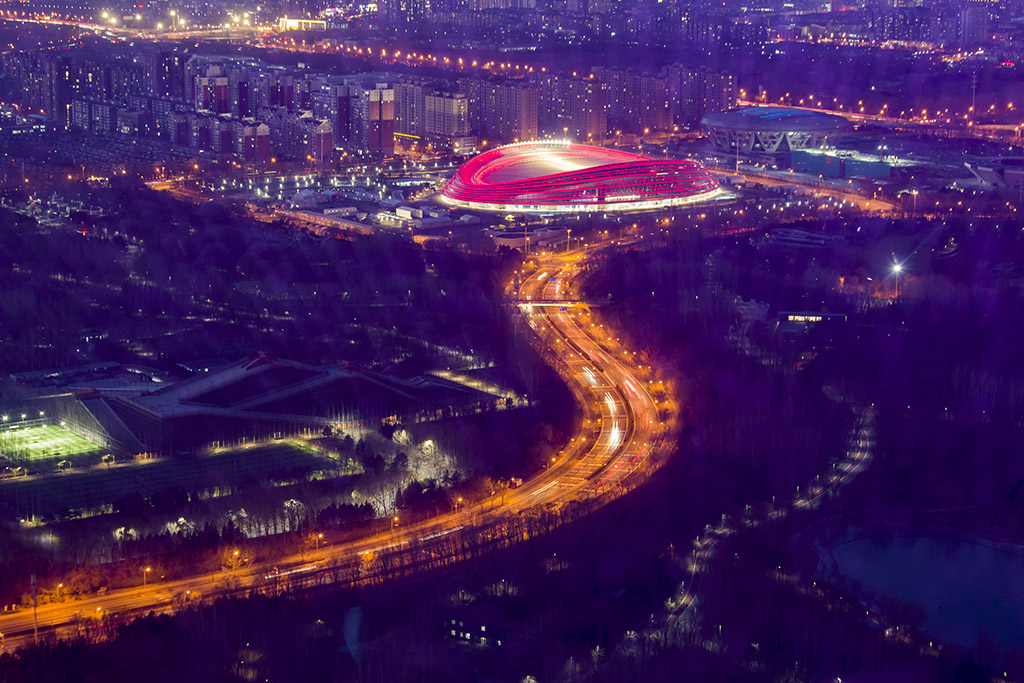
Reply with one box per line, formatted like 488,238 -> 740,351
0,242 -> 666,651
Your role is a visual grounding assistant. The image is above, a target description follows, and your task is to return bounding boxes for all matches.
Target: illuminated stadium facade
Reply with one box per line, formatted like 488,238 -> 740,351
440,141 -> 723,213
702,106 -> 850,156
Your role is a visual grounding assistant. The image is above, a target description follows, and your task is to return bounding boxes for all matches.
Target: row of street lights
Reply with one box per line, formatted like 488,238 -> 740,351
1,412 -> 44,422
100,9 -> 188,28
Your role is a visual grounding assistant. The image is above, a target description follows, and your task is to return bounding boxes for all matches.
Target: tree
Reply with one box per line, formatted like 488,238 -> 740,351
390,451 -> 408,471
494,478 -> 509,506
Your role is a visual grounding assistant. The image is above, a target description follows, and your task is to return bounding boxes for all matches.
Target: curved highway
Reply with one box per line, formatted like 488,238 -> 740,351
0,242 -> 666,651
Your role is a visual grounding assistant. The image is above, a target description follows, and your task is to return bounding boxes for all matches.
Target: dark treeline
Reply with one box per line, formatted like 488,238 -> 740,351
580,231 -> 851,503
0,185 -> 521,379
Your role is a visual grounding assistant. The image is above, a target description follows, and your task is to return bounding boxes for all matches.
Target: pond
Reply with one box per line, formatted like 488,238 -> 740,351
817,526 -> 1024,658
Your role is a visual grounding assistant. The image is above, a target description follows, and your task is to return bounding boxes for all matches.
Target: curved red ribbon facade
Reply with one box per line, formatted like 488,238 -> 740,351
440,141 -> 722,213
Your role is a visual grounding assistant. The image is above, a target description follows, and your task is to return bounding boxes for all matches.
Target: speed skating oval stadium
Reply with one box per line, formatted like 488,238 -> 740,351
439,141 -> 724,213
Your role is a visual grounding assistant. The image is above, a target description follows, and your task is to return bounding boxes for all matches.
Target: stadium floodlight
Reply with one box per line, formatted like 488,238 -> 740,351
20,414 -> 26,420
39,411 -> 44,417
1,416 -> 6,421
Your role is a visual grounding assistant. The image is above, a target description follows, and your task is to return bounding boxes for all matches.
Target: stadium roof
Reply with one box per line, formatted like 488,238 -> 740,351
701,106 -> 850,133
474,144 -> 641,184
440,141 -> 722,213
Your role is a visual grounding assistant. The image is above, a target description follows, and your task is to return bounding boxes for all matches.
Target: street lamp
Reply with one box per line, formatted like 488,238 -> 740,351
892,261 -> 903,300
315,532 -> 323,550
143,566 -> 151,587
391,516 -> 399,533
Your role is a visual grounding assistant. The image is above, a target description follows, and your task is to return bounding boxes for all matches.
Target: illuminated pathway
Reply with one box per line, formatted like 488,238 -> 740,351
0,240 -> 667,651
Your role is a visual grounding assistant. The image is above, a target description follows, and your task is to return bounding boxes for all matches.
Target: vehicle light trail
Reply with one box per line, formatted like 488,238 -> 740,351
418,526 -> 464,542
264,565 -> 318,580
530,480 -> 560,496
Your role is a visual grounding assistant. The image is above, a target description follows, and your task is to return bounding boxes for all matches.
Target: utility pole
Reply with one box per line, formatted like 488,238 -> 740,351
512,270 -> 521,350
971,73 -> 978,125
30,574 -> 37,643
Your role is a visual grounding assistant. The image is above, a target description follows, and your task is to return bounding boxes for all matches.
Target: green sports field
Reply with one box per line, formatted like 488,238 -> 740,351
0,440 -> 356,521
0,424 -> 106,472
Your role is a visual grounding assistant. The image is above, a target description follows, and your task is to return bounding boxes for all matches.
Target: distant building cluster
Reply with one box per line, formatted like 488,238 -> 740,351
375,0 -> 1018,54
0,44 -> 737,169
456,64 -> 735,145
376,0 -> 773,49
2,49 -> 406,167
780,3 -> 998,48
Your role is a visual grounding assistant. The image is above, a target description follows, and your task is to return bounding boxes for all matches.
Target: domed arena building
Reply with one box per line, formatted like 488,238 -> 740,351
440,141 -> 722,213
701,106 -> 850,156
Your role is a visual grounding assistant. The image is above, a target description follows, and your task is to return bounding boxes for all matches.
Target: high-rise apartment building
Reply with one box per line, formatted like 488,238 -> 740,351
238,121 -> 271,165
395,79 -> 430,137
196,75 -> 230,114
349,81 -> 395,154
535,73 -> 607,142
458,77 -> 537,143
313,120 -> 334,168
592,67 -> 671,134
667,65 -> 737,126
424,91 -> 470,138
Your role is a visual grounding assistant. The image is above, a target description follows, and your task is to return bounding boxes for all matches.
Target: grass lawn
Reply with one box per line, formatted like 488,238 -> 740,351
0,440 -> 357,522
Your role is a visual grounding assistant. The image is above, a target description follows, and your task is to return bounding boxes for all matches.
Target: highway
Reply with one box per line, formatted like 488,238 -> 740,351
705,162 -> 897,213
0,241 -> 667,651
0,13 -> 264,41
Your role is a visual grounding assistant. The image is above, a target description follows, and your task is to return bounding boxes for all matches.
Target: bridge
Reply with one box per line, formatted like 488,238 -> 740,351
504,299 -> 604,307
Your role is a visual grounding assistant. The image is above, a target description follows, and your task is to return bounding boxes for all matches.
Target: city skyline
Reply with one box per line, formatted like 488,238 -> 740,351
0,0 -> 1022,680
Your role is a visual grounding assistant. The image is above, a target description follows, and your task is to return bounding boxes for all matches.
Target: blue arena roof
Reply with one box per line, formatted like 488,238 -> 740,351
701,106 -> 850,133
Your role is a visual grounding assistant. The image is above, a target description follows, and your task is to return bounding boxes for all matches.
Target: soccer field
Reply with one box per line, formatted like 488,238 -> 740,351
0,440 -> 354,521
0,424 -> 106,471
